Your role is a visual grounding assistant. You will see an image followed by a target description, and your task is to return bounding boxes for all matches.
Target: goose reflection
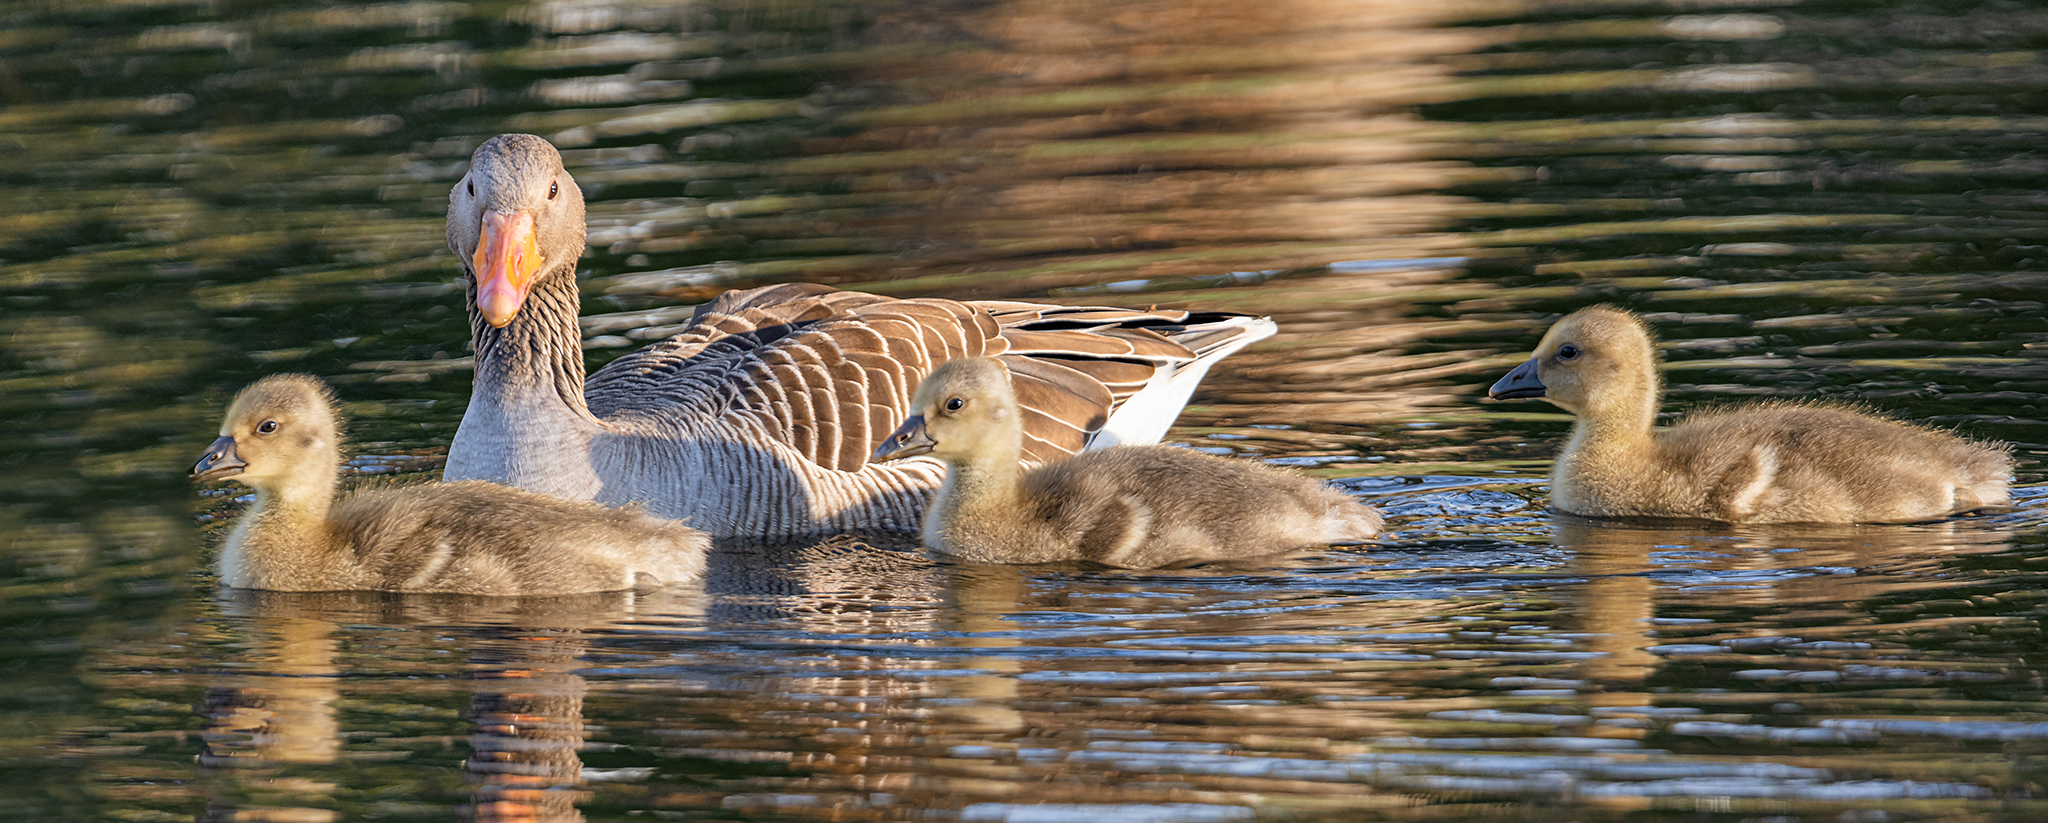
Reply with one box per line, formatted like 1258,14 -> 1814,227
704,533 -> 944,632
462,612 -> 609,823
454,590 -> 707,822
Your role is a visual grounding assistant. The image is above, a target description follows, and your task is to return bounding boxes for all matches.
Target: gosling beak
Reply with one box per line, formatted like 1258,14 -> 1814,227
472,210 -> 545,328
871,415 -> 936,462
1488,358 -> 1547,400
192,436 -> 246,482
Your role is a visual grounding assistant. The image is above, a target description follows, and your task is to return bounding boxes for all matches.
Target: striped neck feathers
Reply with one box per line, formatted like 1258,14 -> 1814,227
470,268 -> 592,419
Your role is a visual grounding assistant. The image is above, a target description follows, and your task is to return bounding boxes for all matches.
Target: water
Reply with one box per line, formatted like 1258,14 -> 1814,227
7,0 -> 2048,819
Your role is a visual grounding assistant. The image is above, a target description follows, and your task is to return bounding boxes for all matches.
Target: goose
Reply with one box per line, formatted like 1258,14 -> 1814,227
443,133 -> 1276,537
193,374 -> 707,595
869,357 -> 1383,567
1488,305 -> 2012,523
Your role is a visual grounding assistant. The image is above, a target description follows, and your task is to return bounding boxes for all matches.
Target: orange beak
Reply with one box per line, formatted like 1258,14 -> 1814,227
472,211 -> 544,328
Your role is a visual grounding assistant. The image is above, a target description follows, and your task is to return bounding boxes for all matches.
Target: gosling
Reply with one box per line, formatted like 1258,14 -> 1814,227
193,374 -> 707,595
1488,305 -> 2011,524
869,357 -> 1382,567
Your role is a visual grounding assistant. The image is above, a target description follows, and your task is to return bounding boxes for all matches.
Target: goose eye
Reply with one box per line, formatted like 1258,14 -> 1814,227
1556,343 -> 1582,361
945,397 -> 965,412
548,180 -> 559,200
256,420 -> 279,434
466,179 -> 474,197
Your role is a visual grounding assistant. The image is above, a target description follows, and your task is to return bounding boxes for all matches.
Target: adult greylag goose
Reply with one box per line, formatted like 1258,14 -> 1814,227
443,134 -> 1276,536
1488,305 -> 2012,523
870,357 -> 1382,567
193,375 -> 707,595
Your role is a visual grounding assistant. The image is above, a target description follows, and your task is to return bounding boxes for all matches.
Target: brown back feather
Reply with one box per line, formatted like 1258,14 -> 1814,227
585,284 -> 1261,473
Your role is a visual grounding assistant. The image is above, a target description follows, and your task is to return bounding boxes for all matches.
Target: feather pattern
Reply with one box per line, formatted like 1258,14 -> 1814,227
563,282 -> 1274,535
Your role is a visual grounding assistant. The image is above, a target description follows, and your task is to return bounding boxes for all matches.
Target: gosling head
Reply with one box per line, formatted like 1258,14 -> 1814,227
447,134 -> 587,329
193,374 -> 344,489
870,357 -> 1017,463
1488,305 -> 1659,416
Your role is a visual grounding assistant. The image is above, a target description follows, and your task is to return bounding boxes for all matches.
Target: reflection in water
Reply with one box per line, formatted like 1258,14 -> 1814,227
197,608 -> 342,822
1555,514 -> 2018,705
782,0 -> 1476,294
11,0 -> 2048,819
76,496 -> 2048,821
199,617 -> 342,768
197,595 -> 348,822
1557,518 -> 1660,688
192,590 -> 704,822
931,566 -> 1030,735
465,630 -> 593,823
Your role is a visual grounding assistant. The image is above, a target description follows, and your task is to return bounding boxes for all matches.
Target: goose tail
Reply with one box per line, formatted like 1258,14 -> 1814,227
1087,314 -> 1277,449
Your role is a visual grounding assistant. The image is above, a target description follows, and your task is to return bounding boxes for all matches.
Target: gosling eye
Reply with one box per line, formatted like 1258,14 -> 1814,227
465,179 -> 474,197
945,397 -> 965,412
548,180 -> 559,200
1556,343 -> 1582,361
256,420 -> 280,435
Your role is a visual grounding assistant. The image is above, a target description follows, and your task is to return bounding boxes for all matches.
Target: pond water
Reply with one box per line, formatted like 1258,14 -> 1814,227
7,0 -> 2048,820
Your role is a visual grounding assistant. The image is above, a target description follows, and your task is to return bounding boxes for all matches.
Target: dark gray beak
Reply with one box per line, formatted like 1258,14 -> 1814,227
1488,358 -> 1547,400
192,436 -> 246,482
871,415 -> 936,462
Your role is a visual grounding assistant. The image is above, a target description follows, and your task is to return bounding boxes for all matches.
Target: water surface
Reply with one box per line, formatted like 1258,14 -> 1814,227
6,0 -> 2048,820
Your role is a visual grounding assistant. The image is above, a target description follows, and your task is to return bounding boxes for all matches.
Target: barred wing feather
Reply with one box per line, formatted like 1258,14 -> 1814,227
584,284 -> 1272,476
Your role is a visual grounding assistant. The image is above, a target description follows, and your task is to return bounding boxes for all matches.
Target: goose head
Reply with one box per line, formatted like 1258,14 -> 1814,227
871,357 -> 1017,463
447,134 -> 588,328
193,374 -> 343,490
1488,305 -> 1659,417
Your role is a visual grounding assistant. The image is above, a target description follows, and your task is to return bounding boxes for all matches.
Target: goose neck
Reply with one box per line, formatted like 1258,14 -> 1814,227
469,270 -> 592,418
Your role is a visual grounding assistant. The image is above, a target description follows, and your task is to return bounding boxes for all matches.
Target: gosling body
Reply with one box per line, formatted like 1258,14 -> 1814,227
195,375 -> 706,595
1490,306 -> 2011,524
872,358 -> 1382,567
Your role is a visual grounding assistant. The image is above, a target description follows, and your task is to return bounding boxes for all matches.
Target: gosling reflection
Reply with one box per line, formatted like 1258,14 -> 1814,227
1553,517 -> 1661,688
1553,515 -> 2017,691
198,593 -> 348,822
929,565 -> 1031,735
199,612 -> 341,769
198,589 -> 697,823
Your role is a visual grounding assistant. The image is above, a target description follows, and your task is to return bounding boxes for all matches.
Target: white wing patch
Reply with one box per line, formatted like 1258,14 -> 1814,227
1088,316 -> 1276,449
